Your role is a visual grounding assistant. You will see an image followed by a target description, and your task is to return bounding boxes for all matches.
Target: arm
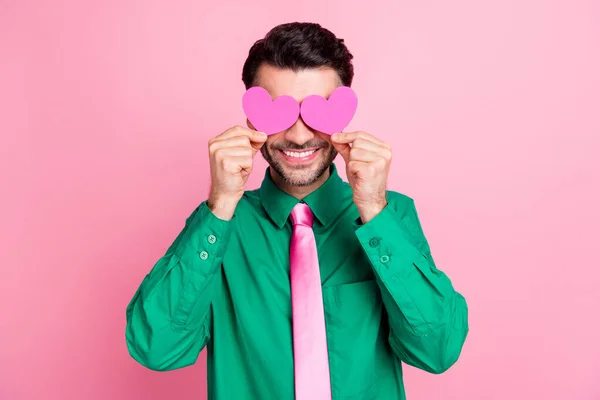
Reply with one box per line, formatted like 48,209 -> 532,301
354,192 -> 469,374
125,201 -> 233,371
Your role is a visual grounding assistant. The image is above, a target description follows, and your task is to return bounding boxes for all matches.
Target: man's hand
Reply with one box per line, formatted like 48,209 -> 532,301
207,126 -> 268,220
331,131 -> 392,223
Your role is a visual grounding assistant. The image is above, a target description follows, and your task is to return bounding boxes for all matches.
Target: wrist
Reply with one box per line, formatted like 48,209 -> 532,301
357,200 -> 387,224
207,195 -> 240,221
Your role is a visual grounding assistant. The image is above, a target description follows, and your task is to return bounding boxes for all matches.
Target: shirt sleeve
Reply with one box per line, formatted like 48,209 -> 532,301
125,201 -> 233,371
354,192 -> 469,374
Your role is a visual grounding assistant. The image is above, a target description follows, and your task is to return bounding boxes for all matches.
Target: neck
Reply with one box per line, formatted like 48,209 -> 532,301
270,166 -> 331,200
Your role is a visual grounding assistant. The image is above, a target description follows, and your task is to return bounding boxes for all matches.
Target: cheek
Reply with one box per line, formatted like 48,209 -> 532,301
265,142 -> 280,158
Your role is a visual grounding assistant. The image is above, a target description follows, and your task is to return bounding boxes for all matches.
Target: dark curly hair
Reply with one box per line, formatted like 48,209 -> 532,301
242,22 -> 354,89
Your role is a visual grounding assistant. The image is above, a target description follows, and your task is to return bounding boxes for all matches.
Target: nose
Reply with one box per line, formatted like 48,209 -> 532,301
284,117 -> 315,147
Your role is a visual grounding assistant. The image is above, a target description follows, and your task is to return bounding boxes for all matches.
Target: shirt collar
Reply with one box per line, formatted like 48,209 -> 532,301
258,163 -> 347,228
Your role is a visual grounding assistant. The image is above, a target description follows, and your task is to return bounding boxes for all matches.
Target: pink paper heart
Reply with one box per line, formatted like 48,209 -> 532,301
300,86 -> 358,135
242,87 -> 300,135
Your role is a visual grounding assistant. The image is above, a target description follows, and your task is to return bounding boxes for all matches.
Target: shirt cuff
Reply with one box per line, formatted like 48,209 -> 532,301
175,201 -> 234,274
354,204 -> 424,277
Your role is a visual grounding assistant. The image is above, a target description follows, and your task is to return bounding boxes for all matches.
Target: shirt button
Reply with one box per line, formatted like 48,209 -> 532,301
380,254 -> 390,263
199,250 -> 209,260
207,234 -> 217,244
369,238 -> 380,247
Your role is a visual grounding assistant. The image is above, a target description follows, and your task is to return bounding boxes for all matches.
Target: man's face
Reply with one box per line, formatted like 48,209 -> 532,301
249,64 -> 340,187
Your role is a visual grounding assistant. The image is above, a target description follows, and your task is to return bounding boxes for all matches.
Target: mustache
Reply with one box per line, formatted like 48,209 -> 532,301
269,140 -> 329,151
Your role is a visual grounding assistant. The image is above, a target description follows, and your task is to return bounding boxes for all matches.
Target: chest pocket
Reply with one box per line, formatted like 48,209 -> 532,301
323,279 -> 382,399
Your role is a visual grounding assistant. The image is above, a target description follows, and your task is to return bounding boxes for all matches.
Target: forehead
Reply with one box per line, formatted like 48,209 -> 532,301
254,64 -> 341,101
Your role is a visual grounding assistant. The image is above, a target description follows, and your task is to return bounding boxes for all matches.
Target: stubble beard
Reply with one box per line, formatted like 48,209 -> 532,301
261,144 -> 338,187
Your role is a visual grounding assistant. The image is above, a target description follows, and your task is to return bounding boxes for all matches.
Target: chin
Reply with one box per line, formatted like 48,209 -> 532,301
274,157 -> 331,187
281,169 -> 319,187
262,145 -> 337,187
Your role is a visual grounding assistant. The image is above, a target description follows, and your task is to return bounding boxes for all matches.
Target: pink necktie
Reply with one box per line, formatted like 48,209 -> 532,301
289,203 -> 332,400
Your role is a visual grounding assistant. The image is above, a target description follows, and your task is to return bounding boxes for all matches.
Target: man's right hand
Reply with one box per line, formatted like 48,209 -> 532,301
207,126 -> 268,220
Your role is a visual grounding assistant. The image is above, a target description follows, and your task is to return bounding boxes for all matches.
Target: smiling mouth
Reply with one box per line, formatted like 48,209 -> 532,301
282,149 -> 318,158
277,148 -> 322,164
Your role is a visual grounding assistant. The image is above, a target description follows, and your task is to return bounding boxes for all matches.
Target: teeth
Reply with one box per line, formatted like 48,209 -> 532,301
283,150 -> 316,158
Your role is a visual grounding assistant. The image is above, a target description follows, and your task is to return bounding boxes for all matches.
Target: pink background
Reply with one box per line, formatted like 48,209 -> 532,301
1,0 -> 599,399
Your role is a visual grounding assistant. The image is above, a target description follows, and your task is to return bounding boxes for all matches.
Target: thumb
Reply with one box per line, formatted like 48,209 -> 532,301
331,134 -> 351,162
250,131 -> 268,153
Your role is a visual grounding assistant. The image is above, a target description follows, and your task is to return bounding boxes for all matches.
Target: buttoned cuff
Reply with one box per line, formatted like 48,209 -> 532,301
175,201 -> 234,275
354,204 -> 424,277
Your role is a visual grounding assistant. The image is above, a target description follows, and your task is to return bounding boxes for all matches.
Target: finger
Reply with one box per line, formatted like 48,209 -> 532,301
331,140 -> 351,163
349,147 -> 382,163
211,135 -> 251,150
211,135 -> 265,153
242,134 -> 267,152
221,155 -> 253,174
331,131 -> 385,146
213,146 -> 254,159
352,138 -> 393,161
350,138 -> 383,152
347,160 -> 369,175
213,125 -> 268,142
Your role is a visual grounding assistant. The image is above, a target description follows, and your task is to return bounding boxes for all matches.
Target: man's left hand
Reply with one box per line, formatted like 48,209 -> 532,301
331,131 -> 391,223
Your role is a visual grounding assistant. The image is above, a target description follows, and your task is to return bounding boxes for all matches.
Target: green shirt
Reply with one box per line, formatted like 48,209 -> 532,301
126,163 -> 469,399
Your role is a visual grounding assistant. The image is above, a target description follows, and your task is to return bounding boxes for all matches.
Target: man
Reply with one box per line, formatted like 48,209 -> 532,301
126,22 -> 469,399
